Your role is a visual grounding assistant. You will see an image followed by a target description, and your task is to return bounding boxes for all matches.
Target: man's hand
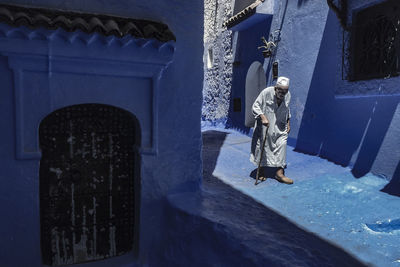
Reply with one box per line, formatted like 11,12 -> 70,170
260,114 -> 269,127
287,120 -> 291,133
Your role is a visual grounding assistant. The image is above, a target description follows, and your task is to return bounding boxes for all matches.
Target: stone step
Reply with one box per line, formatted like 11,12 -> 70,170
163,187 -> 366,267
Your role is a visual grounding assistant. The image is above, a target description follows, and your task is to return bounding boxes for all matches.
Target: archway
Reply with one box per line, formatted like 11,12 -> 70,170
245,61 -> 266,127
39,104 -> 140,266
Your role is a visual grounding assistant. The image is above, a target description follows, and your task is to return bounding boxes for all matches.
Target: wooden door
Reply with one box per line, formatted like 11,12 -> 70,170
39,104 -> 136,266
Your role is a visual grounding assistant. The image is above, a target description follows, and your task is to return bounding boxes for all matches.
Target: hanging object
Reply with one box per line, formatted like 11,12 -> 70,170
257,36 -> 276,58
258,30 -> 281,58
272,61 -> 279,79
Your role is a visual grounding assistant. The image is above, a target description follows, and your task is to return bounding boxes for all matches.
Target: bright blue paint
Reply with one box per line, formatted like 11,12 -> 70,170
226,18 -> 272,132
229,13 -> 271,31
199,126 -> 400,267
263,0 -> 400,192
382,163 -> 400,197
366,218 -> 400,234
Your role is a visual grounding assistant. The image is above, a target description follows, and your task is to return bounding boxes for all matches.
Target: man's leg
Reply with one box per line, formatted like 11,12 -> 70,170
275,167 -> 293,184
258,167 -> 267,181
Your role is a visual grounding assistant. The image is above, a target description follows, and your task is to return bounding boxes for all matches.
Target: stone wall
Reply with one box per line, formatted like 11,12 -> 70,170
203,0 -> 233,124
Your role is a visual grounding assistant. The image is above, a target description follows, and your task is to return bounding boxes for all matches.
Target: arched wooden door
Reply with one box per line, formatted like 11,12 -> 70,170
39,104 -> 138,266
245,61 -> 266,127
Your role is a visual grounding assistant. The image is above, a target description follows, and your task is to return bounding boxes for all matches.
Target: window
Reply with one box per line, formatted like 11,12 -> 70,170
233,98 -> 242,112
350,0 -> 400,81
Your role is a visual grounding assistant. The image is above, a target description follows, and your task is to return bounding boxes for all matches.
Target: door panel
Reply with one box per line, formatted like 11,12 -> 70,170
39,104 -> 136,266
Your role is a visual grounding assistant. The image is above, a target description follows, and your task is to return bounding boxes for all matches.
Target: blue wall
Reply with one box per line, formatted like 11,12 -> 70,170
267,0 -> 399,193
226,18 -> 272,132
0,0 -> 204,266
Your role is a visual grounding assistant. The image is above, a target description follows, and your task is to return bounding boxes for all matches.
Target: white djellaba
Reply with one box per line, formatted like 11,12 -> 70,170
250,77 -> 291,169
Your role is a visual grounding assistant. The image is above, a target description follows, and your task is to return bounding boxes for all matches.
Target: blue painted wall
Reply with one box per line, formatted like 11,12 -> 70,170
266,0 -> 399,193
226,18 -> 272,132
0,0 -> 204,266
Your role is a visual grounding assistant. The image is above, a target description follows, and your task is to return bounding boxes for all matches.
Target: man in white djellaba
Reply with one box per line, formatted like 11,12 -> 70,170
250,76 -> 293,184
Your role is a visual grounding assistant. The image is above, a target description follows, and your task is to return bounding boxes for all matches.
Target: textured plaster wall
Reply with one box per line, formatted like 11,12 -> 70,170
267,0 -> 399,187
203,0 -> 399,187
203,0 -> 233,124
0,0 -> 204,266
266,0 -> 329,141
332,0 -> 400,192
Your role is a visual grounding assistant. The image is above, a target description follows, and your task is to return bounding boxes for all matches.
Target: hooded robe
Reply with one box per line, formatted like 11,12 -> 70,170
250,86 -> 291,168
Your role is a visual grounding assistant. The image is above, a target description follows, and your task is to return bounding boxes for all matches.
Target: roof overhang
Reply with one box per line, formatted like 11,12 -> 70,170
223,0 -> 274,31
0,3 -> 176,42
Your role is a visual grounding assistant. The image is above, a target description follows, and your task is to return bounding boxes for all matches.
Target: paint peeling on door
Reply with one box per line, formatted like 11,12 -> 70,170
39,104 -> 136,266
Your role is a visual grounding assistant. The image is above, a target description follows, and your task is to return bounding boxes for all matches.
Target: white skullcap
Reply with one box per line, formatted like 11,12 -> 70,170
276,76 -> 289,89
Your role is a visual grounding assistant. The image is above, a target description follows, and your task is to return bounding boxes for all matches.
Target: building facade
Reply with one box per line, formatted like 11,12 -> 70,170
0,0 -> 204,266
204,0 -> 399,194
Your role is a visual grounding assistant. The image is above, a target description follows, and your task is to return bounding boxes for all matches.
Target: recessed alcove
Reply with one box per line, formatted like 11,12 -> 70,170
39,104 -> 141,266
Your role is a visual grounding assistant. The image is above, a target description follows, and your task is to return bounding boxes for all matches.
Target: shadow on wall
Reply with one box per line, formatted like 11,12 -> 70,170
191,130 -> 367,267
295,10 -> 399,196
202,130 -> 228,185
297,0 -> 311,7
381,161 -> 400,197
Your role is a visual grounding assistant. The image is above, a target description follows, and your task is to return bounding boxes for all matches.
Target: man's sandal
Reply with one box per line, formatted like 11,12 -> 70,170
274,175 -> 293,184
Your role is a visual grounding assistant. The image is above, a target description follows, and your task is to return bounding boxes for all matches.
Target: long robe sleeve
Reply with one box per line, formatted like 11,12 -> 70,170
252,89 -> 265,119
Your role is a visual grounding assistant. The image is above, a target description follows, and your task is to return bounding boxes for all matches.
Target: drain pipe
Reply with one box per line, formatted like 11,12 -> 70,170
265,0 -> 288,86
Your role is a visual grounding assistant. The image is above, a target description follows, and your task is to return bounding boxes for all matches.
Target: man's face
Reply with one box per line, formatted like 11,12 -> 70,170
275,86 -> 288,100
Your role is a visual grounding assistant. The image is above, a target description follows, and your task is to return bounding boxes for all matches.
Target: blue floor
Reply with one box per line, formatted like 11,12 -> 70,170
201,126 -> 400,267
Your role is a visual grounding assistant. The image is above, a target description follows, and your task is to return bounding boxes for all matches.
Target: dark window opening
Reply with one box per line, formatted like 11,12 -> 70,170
233,98 -> 242,112
39,104 -> 139,266
350,0 -> 400,81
